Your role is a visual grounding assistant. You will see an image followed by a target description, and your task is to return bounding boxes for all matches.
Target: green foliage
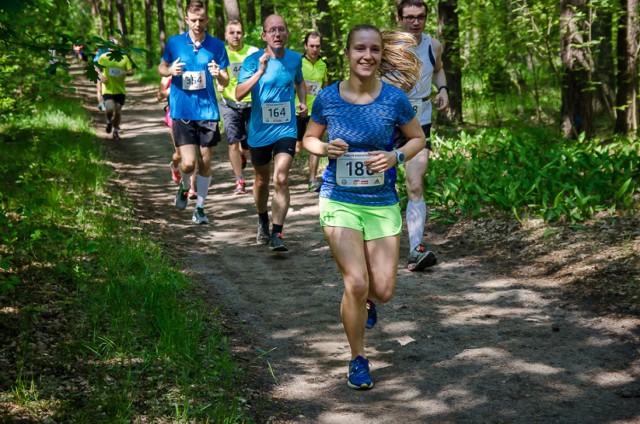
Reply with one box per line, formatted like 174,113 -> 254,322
456,0 -> 563,125
0,97 -> 252,422
404,128 -> 640,223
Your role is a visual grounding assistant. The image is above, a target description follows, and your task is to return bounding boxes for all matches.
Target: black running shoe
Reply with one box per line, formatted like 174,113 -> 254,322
256,224 -> 270,245
407,244 -> 437,272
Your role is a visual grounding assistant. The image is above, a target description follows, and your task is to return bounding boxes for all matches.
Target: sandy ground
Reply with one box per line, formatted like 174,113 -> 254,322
79,74 -> 640,423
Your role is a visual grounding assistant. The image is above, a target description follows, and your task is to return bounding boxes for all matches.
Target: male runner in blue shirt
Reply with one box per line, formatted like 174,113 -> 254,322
158,0 -> 230,225
236,14 -> 307,252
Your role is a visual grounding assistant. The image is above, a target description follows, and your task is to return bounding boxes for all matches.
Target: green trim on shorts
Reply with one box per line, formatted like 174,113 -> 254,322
319,198 -> 401,241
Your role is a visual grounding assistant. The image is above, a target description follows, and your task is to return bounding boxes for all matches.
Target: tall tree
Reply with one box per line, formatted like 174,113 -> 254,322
145,0 -> 154,68
246,0 -> 256,27
316,0 -> 340,82
438,0 -> 462,123
615,0 -> 639,135
211,0 -> 225,39
591,4 -> 616,124
115,0 -> 129,35
91,0 -> 105,36
560,0 -> 594,139
130,0 -> 135,35
224,0 -> 241,22
108,0 -> 115,36
156,0 -> 167,54
176,0 -> 185,33
261,1 -> 274,22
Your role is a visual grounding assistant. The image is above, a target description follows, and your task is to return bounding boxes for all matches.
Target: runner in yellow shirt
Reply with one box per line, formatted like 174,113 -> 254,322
295,31 -> 329,192
96,37 -> 134,140
219,20 -> 259,195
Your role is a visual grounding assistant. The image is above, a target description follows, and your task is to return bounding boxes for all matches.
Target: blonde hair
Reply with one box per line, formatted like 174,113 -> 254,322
346,25 -> 421,92
379,30 -> 422,92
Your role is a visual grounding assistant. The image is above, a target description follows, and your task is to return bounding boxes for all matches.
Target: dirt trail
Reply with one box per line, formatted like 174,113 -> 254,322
80,72 -> 640,423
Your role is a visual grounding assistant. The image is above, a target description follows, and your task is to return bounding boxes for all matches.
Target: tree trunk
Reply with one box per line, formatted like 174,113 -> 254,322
615,0 -> 639,135
129,0 -> 135,35
156,0 -> 167,55
210,0 -> 225,39
437,0 -> 463,124
261,1 -> 274,23
108,0 -> 115,36
224,0 -> 241,22
317,0 -> 341,82
560,0 -> 593,139
115,0 -> 129,36
246,0 -> 256,27
176,0 -> 185,33
591,4 -> 615,124
91,0 -> 105,37
145,0 -> 154,68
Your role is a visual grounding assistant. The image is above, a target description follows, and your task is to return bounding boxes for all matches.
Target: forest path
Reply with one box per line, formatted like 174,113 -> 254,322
78,68 -> 640,423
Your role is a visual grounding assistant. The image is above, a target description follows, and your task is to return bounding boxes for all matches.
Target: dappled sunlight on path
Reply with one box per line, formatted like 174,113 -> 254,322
77,69 -> 640,423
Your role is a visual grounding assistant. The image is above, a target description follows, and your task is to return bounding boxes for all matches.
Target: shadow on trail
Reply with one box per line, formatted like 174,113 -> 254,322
80,70 -> 640,423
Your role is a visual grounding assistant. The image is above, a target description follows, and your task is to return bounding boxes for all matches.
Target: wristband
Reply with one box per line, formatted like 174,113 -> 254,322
438,86 -> 449,95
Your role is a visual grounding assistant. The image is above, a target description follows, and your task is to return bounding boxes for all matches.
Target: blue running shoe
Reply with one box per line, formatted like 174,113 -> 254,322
365,299 -> 377,329
347,356 -> 373,390
269,232 -> 288,252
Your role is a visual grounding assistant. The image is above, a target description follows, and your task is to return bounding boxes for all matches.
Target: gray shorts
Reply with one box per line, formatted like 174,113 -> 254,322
220,100 -> 251,150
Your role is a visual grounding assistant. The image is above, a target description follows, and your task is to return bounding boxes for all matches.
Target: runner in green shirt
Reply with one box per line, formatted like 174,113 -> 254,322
96,37 -> 134,140
219,20 -> 259,195
295,31 -> 329,192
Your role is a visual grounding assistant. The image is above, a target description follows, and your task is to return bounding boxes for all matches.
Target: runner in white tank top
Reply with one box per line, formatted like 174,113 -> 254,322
397,0 -> 449,271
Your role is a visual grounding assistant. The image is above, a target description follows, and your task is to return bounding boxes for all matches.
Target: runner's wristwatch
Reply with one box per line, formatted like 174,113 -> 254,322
393,149 -> 406,164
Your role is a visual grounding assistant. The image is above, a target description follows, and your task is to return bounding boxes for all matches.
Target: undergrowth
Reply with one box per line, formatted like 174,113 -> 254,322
397,127 -> 640,224
0,98 -> 253,422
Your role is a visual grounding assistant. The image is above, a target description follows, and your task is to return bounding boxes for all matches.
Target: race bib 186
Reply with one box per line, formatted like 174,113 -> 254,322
262,102 -> 291,124
336,152 -> 384,187
182,70 -> 207,91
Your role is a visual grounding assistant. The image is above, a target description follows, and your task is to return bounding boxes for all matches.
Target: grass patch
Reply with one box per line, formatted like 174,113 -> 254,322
0,98 -> 254,422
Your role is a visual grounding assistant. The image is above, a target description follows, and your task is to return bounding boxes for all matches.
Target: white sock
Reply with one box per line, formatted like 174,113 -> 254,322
406,200 -> 427,252
196,174 -> 211,208
180,170 -> 193,190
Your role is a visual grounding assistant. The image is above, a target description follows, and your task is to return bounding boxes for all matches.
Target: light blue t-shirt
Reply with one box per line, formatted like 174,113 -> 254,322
311,82 -> 415,206
238,49 -> 303,147
162,32 -> 229,121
